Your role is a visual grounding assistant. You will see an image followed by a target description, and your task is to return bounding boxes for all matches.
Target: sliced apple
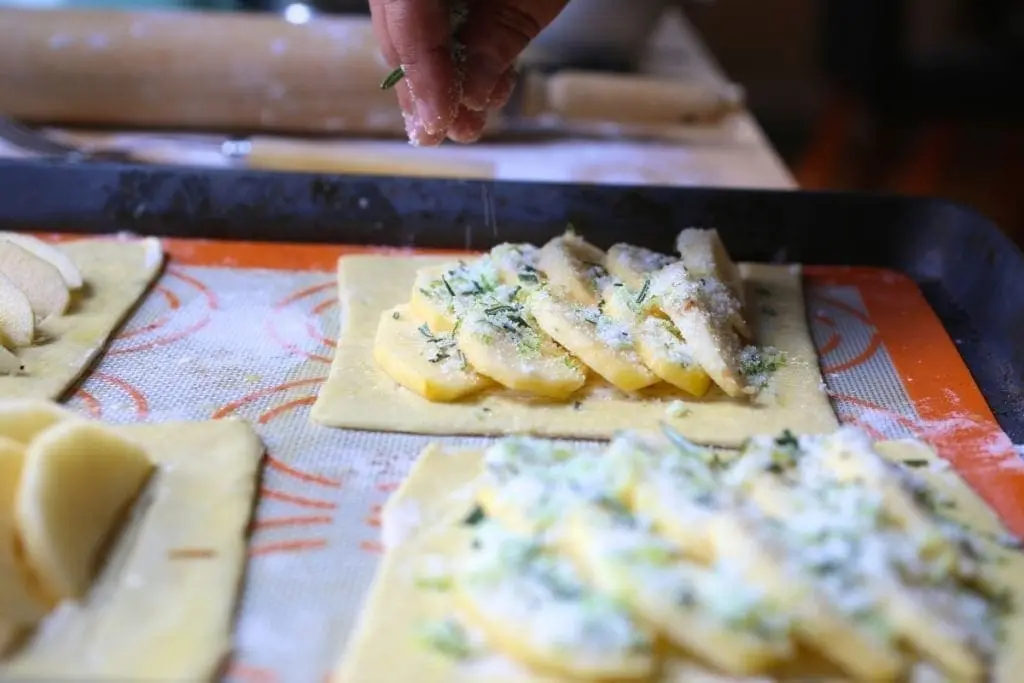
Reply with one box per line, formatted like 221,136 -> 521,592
490,243 -> 543,287
457,302 -> 586,400
408,264 -> 460,333
0,241 -> 69,321
0,233 -> 82,290
0,435 -> 50,624
537,232 -> 610,306
605,244 -> 675,289
0,271 -> 34,348
675,228 -> 750,338
651,264 -> 750,398
373,305 -> 493,402
601,283 -> 713,397
15,420 -> 155,600
528,288 -> 658,393
0,399 -> 80,445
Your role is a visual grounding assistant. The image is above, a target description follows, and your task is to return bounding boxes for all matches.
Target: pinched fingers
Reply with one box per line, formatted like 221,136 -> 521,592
457,0 -> 568,111
444,68 -> 517,144
369,0 -> 461,140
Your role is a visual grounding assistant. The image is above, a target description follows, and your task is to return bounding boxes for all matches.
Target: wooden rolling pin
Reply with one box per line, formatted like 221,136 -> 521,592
0,8 -> 741,136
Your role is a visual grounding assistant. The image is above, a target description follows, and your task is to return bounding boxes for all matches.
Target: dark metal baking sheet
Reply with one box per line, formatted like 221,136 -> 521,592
0,158 -> 1020,440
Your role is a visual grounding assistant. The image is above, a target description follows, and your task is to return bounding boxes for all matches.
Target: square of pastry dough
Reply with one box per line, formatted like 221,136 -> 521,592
312,255 -> 837,446
333,436 -> 1024,683
0,238 -> 164,399
0,418 -> 263,681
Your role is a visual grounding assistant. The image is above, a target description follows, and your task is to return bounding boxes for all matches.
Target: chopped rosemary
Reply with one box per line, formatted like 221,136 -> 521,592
380,66 -> 406,90
516,262 -> 540,282
635,279 -> 651,305
463,505 -> 486,526
775,429 -> 799,449
416,619 -> 473,660
901,458 -> 929,468
418,321 -> 466,367
739,346 -> 786,388
485,304 -> 516,316
441,276 -> 455,297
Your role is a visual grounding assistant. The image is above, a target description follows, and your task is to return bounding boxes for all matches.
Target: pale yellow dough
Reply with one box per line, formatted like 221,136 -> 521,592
0,238 -> 164,398
311,255 -> 837,445
0,418 -> 263,682
333,440 -> 1024,683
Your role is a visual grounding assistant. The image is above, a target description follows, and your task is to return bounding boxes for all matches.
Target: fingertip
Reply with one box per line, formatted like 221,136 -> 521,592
397,80 -> 447,147
447,106 -> 488,144
461,56 -> 505,112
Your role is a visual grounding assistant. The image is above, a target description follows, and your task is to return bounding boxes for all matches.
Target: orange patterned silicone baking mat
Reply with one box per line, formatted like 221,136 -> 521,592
40,234 -> 1024,683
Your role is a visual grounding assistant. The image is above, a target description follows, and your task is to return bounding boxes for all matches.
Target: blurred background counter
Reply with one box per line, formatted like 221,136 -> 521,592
0,0 -> 1020,240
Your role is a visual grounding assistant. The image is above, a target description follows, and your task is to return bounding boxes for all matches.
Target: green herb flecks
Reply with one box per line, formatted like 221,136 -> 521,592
635,279 -> 651,306
419,322 -> 466,368
518,264 -> 542,284
901,458 -> 929,468
739,346 -> 786,389
380,67 -> 406,90
775,429 -> 799,449
463,504 -> 486,526
414,574 -> 452,591
476,300 -> 542,356
441,275 -> 456,297
416,619 -> 474,660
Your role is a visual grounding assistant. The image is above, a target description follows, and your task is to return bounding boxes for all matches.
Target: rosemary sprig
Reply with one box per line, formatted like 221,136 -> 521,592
635,279 -> 651,305
380,67 -> 406,90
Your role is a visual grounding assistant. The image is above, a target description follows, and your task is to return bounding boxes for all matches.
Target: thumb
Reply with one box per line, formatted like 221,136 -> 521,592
458,0 -> 569,110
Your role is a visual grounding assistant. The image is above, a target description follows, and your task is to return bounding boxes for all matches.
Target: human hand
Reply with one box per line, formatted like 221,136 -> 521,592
369,0 -> 570,145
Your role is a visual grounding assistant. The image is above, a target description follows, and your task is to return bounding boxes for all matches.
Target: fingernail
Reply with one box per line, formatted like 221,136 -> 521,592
462,55 -> 504,111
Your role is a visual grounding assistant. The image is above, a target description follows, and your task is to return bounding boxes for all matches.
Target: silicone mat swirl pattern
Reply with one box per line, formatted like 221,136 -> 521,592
48,238 -> 1023,683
